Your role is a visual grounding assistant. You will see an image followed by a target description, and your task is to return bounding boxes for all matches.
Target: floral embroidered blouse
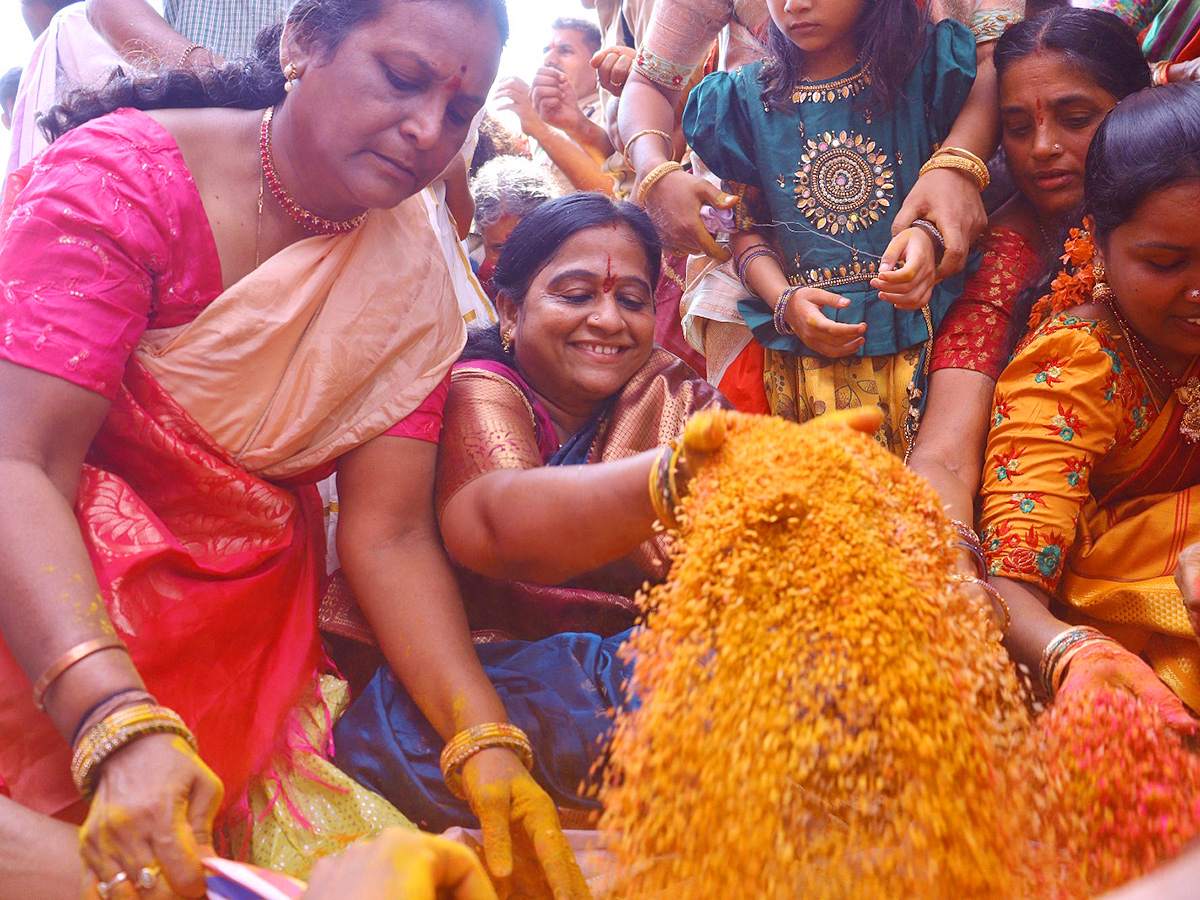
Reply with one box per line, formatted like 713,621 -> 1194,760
930,225 -> 1043,380
979,315 -> 1155,593
681,21 -> 976,358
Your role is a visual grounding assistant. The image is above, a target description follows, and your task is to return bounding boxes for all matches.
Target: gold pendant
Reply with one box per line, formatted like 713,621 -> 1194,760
1178,377 -> 1200,444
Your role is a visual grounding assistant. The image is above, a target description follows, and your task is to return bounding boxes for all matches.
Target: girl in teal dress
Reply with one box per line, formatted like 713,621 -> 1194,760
682,0 -> 978,453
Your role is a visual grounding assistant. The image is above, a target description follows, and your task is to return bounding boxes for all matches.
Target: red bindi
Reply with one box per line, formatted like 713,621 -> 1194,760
602,255 -> 617,293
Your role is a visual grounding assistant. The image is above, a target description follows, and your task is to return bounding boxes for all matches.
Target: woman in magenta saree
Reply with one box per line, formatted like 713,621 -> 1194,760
0,4 -> 593,899
334,194 -> 729,830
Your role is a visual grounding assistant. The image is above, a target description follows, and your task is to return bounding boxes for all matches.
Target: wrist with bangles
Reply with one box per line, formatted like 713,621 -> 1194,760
774,287 -> 800,337
918,146 -> 990,192
950,519 -> 986,577
909,218 -> 946,266
1038,625 -> 1120,699
950,574 -> 1010,637
635,160 -> 684,206
648,440 -> 684,530
623,128 -> 673,169
734,244 -> 782,291
440,722 -> 534,800
72,701 -> 198,799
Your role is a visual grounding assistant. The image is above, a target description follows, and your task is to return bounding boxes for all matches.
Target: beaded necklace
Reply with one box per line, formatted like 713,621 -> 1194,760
259,106 -> 367,236
1102,294 -> 1200,444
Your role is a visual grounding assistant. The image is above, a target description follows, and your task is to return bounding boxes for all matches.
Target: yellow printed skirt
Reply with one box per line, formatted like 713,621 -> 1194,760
763,347 -> 922,457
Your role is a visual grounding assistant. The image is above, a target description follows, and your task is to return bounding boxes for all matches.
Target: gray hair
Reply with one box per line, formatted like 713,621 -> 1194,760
470,155 -> 559,229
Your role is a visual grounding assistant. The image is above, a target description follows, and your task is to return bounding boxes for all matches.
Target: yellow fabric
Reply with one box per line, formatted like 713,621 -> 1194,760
227,676 -> 414,879
136,198 -> 466,480
762,346 -> 921,456
979,315 -> 1200,712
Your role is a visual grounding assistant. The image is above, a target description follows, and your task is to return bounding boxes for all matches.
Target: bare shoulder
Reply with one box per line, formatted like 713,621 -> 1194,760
142,107 -> 260,179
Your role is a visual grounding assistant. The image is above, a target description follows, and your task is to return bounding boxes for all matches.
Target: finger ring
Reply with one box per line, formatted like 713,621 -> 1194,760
97,872 -> 129,900
136,865 -> 160,891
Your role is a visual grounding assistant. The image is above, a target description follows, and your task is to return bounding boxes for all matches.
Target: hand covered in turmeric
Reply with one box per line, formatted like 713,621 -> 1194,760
460,748 -> 591,900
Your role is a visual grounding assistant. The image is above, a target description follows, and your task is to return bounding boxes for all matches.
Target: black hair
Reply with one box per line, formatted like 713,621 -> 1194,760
996,7 -> 1153,353
551,16 -> 603,54
463,192 -> 663,364
994,7 -> 1151,104
1086,81 -> 1200,240
1,67 -> 21,109
40,0 -> 509,140
759,0 -> 925,113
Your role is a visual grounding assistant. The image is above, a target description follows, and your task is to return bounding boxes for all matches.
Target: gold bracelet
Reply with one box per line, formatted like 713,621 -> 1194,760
177,42 -> 205,68
440,723 -> 534,800
950,575 -> 1010,638
635,160 -> 684,206
623,129 -> 674,169
32,635 -> 129,711
71,703 -> 197,798
919,147 -> 990,192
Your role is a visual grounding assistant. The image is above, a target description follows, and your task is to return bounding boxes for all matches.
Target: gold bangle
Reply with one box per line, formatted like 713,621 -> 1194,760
440,723 -> 534,800
71,704 -> 197,798
919,147 -> 990,192
623,128 -> 674,170
32,636 -> 129,711
635,160 -> 684,206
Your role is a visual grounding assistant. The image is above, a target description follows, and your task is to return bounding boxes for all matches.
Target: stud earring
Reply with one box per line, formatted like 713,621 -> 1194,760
284,62 -> 299,92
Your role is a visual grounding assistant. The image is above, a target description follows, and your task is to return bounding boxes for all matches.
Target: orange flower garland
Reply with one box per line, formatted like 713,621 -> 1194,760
1025,227 -> 1097,335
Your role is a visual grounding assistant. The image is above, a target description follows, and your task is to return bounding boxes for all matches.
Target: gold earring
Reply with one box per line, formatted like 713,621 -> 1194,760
501,331 -> 513,354
284,62 -> 299,92
1091,262 -> 1115,304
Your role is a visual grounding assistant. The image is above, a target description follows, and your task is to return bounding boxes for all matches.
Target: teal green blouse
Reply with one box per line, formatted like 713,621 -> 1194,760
682,21 -> 976,358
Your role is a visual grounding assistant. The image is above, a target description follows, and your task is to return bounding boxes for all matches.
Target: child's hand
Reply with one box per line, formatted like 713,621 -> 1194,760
871,228 -> 936,310
781,288 -> 867,358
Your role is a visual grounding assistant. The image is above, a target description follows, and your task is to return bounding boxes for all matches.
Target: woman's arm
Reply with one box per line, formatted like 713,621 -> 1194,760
907,368 -> 995,523
440,452 -> 659,585
893,42 -> 999,279
85,0 -> 221,67
336,434 -> 590,898
0,361 -> 221,898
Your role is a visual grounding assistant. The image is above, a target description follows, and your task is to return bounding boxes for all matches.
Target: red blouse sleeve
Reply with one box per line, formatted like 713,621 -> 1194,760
930,225 -> 1043,381
380,373 -> 449,443
0,110 -> 210,399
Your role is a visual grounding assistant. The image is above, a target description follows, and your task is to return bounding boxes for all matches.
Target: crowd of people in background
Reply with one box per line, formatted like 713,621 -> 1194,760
1,0 -> 1200,898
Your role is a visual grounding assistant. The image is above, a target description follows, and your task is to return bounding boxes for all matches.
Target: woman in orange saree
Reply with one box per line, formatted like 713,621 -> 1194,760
978,82 -> 1200,726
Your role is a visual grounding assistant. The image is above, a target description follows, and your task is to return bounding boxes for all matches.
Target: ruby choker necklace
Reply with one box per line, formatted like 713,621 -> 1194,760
259,106 -> 368,236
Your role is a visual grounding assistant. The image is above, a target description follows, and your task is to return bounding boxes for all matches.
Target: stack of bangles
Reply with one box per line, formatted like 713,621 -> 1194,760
734,243 -> 782,291
948,520 -> 1010,637
1038,626 -> 1119,699
72,701 -> 198,799
774,287 -> 800,337
440,722 -> 534,800
635,160 -> 684,206
1151,60 -> 1173,86
918,146 -> 990,192
648,440 -> 683,531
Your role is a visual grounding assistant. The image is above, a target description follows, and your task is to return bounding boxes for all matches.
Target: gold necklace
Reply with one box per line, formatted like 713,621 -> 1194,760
1104,296 -> 1200,443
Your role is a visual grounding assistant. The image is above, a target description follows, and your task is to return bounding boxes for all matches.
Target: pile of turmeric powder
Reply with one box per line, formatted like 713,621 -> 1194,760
598,411 -> 1200,899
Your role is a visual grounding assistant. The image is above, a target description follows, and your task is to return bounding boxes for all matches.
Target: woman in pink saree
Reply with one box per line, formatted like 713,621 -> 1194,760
0,2 -> 590,899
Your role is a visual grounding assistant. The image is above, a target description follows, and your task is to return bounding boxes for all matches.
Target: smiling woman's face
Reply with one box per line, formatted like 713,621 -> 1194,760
499,224 -> 656,421
283,0 -> 502,215
1000,50 -> 1118,222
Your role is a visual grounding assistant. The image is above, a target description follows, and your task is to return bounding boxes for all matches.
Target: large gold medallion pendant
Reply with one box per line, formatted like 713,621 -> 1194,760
795,131 -> 894,235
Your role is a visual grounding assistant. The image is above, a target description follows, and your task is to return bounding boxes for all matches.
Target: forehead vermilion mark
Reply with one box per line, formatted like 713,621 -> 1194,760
602,255 -> 617,293
446,75 -> 462,93
1035,98 -> 1045,127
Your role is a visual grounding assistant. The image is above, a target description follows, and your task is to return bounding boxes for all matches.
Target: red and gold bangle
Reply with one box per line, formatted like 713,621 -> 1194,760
1038,626 -> 1118,698
71,703 -> 197,798
440,723 -> 534,800
32,635 -> 129,711
1151,60 -> 1173,86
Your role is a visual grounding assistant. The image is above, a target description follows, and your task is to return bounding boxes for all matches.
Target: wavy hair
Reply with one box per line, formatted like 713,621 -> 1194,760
41,0 -> 508,141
